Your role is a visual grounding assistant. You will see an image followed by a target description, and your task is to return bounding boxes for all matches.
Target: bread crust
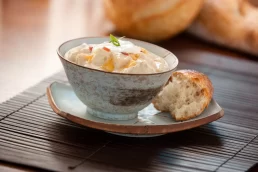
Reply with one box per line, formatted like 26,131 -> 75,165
104,0 -> 204,42
188,0 -> 258,55
172,70 -> 213,121
153,70 -> 213,121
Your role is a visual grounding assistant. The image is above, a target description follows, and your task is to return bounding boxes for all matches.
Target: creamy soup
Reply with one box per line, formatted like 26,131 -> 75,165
65,35 -> 169,74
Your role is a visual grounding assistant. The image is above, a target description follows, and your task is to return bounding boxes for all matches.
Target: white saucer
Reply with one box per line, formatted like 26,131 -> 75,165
47,82 -> 224,137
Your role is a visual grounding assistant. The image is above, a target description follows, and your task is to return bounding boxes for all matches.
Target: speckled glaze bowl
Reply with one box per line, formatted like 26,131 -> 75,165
57,37 -> 178,120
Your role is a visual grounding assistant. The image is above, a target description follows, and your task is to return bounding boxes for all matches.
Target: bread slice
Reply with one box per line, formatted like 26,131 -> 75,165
153,70 -> 213,121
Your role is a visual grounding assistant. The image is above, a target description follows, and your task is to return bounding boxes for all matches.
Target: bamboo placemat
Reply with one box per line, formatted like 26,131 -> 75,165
0,61 -> 257,172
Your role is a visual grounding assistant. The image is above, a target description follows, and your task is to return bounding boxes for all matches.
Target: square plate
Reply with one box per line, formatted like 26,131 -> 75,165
47,82 -> 224,137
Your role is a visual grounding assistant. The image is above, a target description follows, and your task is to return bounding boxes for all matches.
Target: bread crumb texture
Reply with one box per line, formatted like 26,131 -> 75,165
153,70 -> 213,121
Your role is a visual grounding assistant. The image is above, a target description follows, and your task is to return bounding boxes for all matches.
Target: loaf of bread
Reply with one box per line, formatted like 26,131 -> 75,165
103,0 -> 204,42
188,0 -> 258,56
153,70 -> 213,121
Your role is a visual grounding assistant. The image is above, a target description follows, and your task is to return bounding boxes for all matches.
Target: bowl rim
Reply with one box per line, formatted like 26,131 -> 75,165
57,36 -> 179,76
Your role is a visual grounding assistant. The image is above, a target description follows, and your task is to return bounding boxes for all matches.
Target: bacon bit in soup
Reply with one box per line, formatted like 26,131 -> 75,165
121,52 -> 129,56
89,46 -> 93,52
103,47 -> 110,52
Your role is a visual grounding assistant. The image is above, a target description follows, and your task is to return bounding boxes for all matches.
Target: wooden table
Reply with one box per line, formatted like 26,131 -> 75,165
0,0 -> 258,171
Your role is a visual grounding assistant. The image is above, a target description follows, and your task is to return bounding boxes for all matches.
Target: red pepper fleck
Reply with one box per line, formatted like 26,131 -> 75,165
89,46 -> 93,52
103,47 -> 110,52
121,52 -> 129,56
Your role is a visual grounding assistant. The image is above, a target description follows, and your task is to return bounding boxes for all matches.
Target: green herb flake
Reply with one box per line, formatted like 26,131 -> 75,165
109,34 -> 120,46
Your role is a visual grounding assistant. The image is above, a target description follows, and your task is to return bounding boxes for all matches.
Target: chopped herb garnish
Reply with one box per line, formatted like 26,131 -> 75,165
109,34 -> 120,46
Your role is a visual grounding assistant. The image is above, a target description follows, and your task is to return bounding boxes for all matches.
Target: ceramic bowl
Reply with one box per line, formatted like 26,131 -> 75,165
57,37 -> 178,120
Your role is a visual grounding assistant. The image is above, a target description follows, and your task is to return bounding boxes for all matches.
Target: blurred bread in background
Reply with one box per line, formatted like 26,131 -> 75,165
188,0 -> 258,56
103,0 -> 204,42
